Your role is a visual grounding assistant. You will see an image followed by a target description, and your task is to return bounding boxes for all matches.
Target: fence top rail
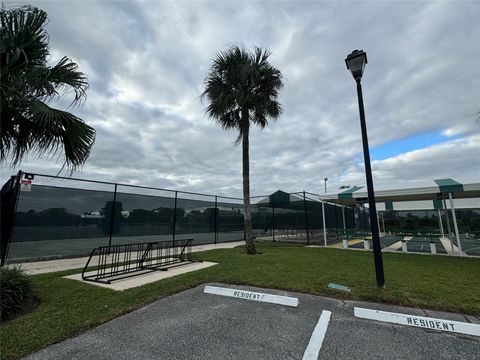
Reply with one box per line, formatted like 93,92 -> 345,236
13,171 -> 275,201
93,238 -> 194,252
13,171 -> 355,207
216,195 -> 244,201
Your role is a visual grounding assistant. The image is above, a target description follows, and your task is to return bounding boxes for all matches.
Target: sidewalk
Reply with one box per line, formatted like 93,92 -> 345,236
10,241 -> 244,275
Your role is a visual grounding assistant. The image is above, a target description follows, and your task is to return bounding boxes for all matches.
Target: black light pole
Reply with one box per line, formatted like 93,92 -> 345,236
345,49 -> 385,287
324,177 -> 328,193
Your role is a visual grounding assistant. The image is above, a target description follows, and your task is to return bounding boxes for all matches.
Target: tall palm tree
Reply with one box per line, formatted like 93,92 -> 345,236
202,46 -> 284,255
0,5 -> 95,170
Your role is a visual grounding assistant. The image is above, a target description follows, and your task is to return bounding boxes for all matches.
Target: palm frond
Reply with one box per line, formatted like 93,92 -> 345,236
0,5 -> 94,169
21,101 -> 95,168
0,6 -> 49,75
202,45 -> 284,133
47,57 -> 88,106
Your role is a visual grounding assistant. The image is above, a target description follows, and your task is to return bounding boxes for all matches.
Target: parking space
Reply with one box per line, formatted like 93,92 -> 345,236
25,283 -> 480,360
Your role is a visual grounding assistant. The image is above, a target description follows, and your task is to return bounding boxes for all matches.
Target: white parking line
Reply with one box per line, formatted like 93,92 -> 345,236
302,310 -> 332,360
203,286 -> 299,307
354,307 -> 480,337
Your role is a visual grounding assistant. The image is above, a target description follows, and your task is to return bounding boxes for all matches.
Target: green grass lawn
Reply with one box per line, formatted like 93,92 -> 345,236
1,243 -> 479,360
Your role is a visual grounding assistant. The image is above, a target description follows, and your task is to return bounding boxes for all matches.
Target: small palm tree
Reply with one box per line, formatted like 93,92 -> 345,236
202,46 -> 284,254
0,5 -> 95,170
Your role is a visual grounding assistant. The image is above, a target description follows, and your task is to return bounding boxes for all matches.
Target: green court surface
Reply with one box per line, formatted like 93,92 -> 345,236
344,234 -> 480,256
461,236 -> 480,256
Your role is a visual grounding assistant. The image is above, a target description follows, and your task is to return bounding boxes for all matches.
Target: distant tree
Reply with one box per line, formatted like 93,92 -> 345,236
175,207 -> 185,219
202,46 -> 284,254
129,209 -> 156,223
0,5 -> 95,169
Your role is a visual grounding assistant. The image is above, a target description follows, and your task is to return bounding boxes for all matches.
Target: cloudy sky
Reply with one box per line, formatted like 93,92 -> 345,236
2,0 -> 479,197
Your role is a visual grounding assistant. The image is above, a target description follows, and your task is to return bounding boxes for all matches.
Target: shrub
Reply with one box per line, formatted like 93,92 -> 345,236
0,267 -> 35,321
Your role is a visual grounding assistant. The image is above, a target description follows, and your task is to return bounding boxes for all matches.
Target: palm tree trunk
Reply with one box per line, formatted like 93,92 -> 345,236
241,110 -> 256,255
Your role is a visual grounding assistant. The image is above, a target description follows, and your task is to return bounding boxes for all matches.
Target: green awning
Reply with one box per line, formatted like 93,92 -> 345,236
270,190 -> 290,206
434,178 -> 464,193
338,186 -> 364,199
319,179 -> 479,205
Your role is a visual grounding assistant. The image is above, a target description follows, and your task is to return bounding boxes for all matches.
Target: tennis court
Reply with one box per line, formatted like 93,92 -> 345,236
318,178 -> 480,258
330,232 -> 464,255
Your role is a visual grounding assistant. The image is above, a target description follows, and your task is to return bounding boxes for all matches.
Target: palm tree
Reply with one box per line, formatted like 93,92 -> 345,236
0,5 -> 95,170
202,46 -> 284,254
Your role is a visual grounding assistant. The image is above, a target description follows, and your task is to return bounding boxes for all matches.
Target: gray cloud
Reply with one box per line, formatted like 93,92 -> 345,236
1,0 -> 479,197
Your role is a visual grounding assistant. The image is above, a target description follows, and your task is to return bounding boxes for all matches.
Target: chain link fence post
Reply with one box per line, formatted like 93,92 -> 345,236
303,191 -> 309,245
172,191 -> 178,241
108,184 -> 118,247
214,195 -> 218,245
272,197 -> 275,242
335,204 -> 339,241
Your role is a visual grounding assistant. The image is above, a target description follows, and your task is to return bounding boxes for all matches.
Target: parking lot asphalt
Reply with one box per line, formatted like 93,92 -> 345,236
25,283 -> 480,360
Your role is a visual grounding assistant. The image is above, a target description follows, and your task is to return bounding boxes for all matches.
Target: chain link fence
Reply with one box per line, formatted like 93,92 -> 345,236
1,172 -> 356,263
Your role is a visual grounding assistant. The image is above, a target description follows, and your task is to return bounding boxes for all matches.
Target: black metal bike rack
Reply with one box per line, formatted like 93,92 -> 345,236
81,239 -> 195,284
